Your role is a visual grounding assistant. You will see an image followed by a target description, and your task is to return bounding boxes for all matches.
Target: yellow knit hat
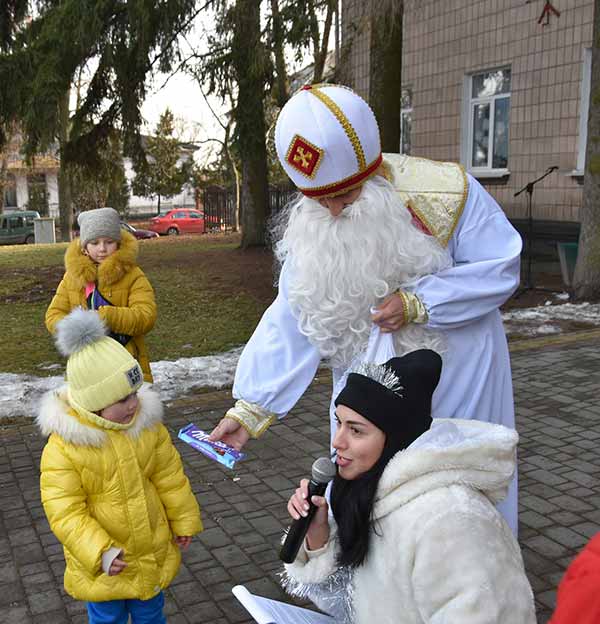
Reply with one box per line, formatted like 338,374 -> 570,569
55,308 -> 143,413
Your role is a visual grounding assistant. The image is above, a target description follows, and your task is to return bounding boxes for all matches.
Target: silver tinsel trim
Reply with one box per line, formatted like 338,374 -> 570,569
280,564 -> 355,624
349,361 -> 403,396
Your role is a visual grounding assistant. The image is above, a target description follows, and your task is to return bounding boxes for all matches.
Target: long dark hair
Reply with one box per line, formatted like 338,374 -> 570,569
330,440 -> 399,568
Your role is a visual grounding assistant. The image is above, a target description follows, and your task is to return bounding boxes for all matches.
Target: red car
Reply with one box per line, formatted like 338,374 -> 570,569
148,209 -> 206,235
71,220 -> 159,241
120,222 -> 159,240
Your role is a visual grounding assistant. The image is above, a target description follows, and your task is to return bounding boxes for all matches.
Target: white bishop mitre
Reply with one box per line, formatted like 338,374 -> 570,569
275,84 -> 382,199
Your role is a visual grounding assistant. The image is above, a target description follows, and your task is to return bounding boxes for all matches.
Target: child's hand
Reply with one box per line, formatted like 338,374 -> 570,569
108,553 -> 127,576
175,536 -> 192,550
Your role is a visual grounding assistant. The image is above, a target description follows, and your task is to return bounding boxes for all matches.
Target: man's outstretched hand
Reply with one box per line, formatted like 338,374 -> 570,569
209,417 -> 251,450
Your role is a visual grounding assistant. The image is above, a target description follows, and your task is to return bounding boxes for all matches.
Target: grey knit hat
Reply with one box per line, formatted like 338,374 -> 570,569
78,207 -> 121,247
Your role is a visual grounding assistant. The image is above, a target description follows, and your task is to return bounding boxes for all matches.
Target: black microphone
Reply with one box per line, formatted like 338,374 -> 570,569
279,457 -> 337,563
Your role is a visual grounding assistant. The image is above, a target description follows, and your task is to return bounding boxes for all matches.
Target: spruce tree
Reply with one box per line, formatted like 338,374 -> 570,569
0,0 -> 199,237
132,109 -> 191,215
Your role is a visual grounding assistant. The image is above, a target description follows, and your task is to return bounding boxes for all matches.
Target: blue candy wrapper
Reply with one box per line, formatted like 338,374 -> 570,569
178,423 -> 246,469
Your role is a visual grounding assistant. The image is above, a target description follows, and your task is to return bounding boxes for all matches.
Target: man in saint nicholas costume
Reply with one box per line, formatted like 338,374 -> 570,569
210,84 -> 522,533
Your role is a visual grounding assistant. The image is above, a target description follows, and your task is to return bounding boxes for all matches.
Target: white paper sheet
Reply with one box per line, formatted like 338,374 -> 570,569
232,585 -> 335,624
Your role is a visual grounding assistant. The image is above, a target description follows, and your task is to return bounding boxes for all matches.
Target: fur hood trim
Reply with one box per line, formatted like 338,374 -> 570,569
65,230 -> 139,289
36,384 -> 163,446
373,418 -> 518,520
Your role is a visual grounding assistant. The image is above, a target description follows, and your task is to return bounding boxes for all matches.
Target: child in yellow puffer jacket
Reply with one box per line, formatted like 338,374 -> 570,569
45,207 -> 157,382
37,308 -> 202,624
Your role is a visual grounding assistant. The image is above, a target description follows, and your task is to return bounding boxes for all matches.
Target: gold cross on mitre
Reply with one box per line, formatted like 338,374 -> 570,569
286,134 -> 324,179
293,147 -> 313,168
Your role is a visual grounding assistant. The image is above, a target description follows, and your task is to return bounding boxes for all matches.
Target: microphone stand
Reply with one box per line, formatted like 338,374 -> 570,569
513,166 -> 558,298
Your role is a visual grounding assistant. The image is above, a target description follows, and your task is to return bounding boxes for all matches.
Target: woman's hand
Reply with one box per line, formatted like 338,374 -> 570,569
174,536 -> 192,550
108,552 -> 127,576
372,293 -> 406,333
287,478 -> 330,551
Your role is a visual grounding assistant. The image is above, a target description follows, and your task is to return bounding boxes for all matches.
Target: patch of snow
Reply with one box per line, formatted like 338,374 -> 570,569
2,301 -> 600,421
504,323 -> 562,337
554,292 -> 570,301
536,324 -> 563,335
0,373 -> 64,418
0,346 -> 244,420
37,363 -> 63,371
151,347 -> 243,400
503,301 -> 600,324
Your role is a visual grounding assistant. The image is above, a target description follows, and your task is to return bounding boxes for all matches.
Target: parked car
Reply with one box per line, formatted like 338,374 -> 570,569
120,222 -> 159,240
203,212 -> 229,232
0,210 -> 40,245
148,209 -> 206,235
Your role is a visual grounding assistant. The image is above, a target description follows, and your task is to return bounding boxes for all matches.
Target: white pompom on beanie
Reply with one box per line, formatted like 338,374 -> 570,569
55,308 -> 143,413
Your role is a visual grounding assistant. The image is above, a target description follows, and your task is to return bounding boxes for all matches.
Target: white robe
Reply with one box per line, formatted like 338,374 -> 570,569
232,174 -> 522,532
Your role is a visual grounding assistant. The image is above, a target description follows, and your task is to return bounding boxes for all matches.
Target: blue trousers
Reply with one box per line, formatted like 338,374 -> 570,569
86,591 -> 166,624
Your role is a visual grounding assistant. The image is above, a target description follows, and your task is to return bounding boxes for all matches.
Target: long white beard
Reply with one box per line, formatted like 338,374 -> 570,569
273,176 -> 452,369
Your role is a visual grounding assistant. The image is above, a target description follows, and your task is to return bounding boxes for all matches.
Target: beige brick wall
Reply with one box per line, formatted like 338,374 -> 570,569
341,0 -> 593,222
340,0 -> 371,99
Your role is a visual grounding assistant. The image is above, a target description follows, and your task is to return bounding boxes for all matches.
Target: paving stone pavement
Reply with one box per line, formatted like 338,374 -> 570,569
1,338 -> 600,624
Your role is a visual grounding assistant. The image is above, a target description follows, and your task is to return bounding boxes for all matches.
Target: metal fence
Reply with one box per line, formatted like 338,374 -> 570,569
201,186 -> 236,232
201,185 -> 297,231
268,185 -> 297,214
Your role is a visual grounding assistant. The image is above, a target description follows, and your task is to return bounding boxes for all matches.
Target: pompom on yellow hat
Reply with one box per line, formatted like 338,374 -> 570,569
55,308 -> 143,414
274,84 -> 382,199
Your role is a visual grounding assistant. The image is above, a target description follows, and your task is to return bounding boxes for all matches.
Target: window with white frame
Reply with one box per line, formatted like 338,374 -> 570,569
400,87 -> 412,155
576,48 -> 592,173
464,68 -> 511,174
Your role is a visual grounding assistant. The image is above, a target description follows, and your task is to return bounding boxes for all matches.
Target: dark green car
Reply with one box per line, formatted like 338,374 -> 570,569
0,210 -> 40,245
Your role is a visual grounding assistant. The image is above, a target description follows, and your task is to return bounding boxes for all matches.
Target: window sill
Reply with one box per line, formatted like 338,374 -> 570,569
469,169 -> 510,179
566,169 -> 584,178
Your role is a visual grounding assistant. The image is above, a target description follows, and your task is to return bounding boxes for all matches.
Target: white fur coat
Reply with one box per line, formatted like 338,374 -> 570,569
283,419 -> 536,624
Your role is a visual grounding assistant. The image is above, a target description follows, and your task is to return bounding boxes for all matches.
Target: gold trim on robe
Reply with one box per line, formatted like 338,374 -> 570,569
381,153 -> 468,247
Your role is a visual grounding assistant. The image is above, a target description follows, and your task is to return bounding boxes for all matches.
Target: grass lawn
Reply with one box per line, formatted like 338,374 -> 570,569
0,233 -> 275,377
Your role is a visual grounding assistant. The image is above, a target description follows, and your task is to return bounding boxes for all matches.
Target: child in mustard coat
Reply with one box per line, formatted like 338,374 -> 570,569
37,308 -> 202,624
46,207 -> 157,382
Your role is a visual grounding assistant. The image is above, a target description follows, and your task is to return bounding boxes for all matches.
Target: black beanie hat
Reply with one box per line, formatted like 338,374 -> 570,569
334,349 -> 442,450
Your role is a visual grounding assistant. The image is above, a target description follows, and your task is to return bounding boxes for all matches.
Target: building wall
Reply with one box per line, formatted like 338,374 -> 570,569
15,174 -> 29,209
340,0 -> 371,99
7,166 -> 196,218
47,174 -> 59,214
341,0 -> 593,222
124,158 -> 196,216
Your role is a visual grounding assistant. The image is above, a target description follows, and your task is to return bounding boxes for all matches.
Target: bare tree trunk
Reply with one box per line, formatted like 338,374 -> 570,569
57,89 -> 73,242
573,0 -> 600,300
231,155 -> 241,233
369,1 -> 403,153
0,122 -> 12,213
233,0 -> 269,248
0,151 -> 6,213
221,115 -> 241,232
231,163 -> 241,232
313,0 -> 335,82
270,0 -> 288,106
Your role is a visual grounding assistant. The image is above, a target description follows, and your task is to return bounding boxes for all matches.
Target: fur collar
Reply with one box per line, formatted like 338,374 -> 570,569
36,384 -> 163,447
373,418 -> 518,520
65,230 -> 139,289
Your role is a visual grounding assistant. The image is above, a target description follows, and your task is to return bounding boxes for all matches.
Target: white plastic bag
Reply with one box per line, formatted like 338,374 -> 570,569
361,322 -> 397,365
330,324 -> 398,442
